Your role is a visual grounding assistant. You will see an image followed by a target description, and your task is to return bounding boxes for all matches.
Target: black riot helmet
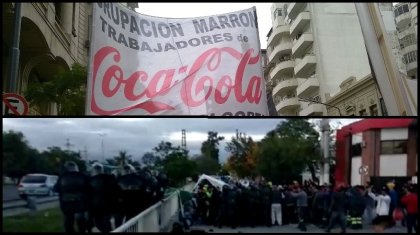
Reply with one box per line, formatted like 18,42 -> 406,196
157,172 -> 169,185
64,161 -> 79,172
121,164 -> 135,175
91,162 -> 104,176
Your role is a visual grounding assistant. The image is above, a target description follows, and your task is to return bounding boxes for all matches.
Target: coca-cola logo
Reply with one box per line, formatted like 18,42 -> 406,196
90,46 -> 262,115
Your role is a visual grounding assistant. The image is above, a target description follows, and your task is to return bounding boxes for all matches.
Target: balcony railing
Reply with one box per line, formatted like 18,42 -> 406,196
290,11 -> 311,38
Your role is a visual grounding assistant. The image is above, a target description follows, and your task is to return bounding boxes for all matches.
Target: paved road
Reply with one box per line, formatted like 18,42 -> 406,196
190,224 -> 407,233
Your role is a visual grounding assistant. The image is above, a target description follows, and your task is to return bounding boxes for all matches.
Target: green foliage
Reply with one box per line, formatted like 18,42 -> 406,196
141,152 -> 160,167
193,154 -> 220,175
225,135 -> 258,178
113,150 -> 132,167
162,151 -> 197,187
147,141 -> 196,186
3,207 -> 64,232
200,131 -> 225,163
24,63 -> 87,115
256,119 -> 321,184
3,130 -> 87,180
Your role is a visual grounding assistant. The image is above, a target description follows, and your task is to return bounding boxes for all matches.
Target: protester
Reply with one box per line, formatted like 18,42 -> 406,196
325,184 -> 348,233
369,186 -> 391,233
400,185 -> 418,233
288,185 -> 308,231
271,185 -> 283,226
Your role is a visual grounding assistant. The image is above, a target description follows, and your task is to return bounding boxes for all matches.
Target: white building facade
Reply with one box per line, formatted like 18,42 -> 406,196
266,3 -> 372,116
393,2 -> 417,79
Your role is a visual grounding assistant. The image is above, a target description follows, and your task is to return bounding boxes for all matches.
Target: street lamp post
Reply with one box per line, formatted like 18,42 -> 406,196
98,133 -> 106,163
299,98 -> 343,116
8,3 -> 22,93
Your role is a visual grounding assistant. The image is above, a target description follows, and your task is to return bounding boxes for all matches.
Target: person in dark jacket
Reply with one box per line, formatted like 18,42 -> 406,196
312,186 -> 324,226
226,185 -> 238,228
156,172 -> 169,201
217,185 -> 230,228
54,161 -> 90,233
326,185 -> 349,233
115,164 -> 144,227
261,182 -> 273,227
87,163 -> 119,232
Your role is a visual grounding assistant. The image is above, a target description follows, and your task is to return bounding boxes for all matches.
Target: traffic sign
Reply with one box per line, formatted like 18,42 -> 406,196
359,165 -> 369,175
2,93 -> 29,116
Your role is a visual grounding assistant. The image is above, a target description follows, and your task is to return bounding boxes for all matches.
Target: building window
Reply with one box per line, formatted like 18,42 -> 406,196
369,104 -> 378,116
401,35 -> 416,49
351,143 -> 362,156
395,4 -> 410,17
380,140 -> 408,154
54,3 -> 62,24
359,109 -> 368,116
404,51 -> 417,64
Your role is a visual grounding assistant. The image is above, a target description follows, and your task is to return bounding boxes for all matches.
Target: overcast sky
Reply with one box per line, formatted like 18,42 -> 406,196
3,118 -> 359,164
135,3 -> 273,49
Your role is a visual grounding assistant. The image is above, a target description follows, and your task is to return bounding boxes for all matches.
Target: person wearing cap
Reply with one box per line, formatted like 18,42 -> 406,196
54,161 -> 90,233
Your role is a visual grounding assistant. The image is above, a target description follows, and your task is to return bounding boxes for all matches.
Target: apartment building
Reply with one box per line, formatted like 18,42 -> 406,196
266,3 -> 373,116
2,3 -> 92,114
394,2 -> 417,79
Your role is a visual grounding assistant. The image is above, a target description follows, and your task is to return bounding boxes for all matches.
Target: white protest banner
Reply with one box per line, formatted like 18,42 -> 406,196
86,3 -> 269,116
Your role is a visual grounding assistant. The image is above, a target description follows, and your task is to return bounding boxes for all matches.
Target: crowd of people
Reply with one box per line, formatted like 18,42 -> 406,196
53,161 -> 169,233
190,177 -> 418,233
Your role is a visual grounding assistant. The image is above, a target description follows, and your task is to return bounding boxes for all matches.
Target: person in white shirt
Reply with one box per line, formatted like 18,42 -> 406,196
368,186 -> 391,233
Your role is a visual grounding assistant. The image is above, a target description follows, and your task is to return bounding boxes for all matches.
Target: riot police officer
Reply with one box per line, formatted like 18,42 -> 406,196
138,169 -> 155,211
87,163 -> 119,232
115,164 -> 144,227
156,172 -> 169,201
54,161 -> 90,233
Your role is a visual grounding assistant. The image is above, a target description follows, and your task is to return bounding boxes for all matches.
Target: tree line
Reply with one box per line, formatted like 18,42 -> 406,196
3,119 -> 328,186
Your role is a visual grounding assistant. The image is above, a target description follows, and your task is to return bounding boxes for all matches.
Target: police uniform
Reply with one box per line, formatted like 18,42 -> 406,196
54,161 -> 90,233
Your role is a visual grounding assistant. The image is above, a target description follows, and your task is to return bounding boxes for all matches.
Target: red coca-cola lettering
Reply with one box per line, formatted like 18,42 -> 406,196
90,46 -> 263,115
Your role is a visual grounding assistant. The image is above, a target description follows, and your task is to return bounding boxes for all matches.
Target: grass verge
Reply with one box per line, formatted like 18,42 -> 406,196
3,207 -> 64,232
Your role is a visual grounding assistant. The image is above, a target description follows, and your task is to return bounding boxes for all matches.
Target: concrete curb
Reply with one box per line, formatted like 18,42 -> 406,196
3,197 -> 58,210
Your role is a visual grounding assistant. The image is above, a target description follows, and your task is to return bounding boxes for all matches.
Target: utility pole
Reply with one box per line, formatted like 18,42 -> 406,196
320,119 -> 330,185
7,3 -> 22,93
98,133 -> 106,163
82,146 -> 89,170
181,129 -> 186,150
64,138 -> 74,153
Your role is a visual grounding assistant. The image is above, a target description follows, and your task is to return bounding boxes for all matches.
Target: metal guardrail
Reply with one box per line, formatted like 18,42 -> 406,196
111,191 -> 179,233
112,183 -> 194,233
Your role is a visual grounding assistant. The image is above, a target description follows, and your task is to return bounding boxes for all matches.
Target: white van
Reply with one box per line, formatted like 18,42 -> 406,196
18,174 -> 58,198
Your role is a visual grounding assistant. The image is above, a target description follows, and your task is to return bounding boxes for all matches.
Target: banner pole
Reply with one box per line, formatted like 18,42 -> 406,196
253,6 -> 269,116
